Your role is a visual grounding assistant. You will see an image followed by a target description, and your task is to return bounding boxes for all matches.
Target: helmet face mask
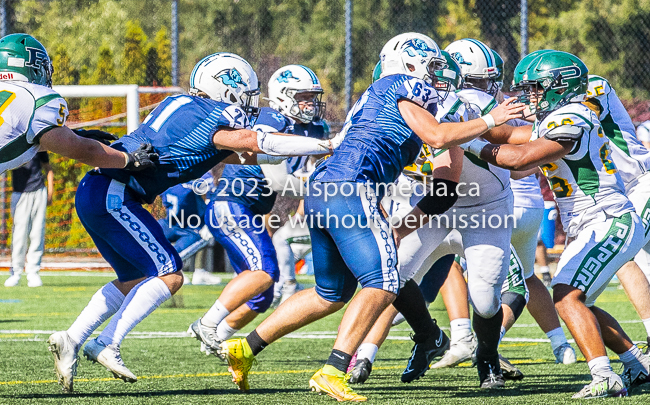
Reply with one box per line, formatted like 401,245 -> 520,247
0,33 -> 53,87
189,53 -> 260,118
433,51 -> 462,102
287,90 -> 325,123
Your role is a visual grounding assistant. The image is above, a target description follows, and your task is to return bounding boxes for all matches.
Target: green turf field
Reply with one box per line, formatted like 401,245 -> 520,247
1,272 -> 649,404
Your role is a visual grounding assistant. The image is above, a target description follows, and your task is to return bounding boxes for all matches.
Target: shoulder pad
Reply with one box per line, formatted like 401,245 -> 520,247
544,125 -> 584,142
587,75 -> 611,99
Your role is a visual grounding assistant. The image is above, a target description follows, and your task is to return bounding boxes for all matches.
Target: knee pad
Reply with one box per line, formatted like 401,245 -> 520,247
502,291 -> 527,321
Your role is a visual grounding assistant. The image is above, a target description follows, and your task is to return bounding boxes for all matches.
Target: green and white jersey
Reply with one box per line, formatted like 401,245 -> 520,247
0,81 -> 68,174
585,75 -> 649,187
455,88 -> 511,206
532,103 -> 634,236
402,92 -> 468,184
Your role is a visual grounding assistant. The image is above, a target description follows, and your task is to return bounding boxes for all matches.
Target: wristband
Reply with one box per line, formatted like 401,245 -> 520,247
480,113 -> 496,130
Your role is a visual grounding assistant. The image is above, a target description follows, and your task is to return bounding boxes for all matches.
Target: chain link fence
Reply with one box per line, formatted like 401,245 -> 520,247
2,0 -> 650,252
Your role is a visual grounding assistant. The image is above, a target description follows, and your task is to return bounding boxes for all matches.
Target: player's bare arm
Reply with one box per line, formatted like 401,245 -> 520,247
476,137 -> 574,171
39,126 -> 131,169
398,97 -> 526,149
483,123 -> 533,145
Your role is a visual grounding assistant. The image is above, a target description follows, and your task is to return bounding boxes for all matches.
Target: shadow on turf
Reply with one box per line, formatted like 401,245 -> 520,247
2,388 -> 302,399
0,319 -> 27,323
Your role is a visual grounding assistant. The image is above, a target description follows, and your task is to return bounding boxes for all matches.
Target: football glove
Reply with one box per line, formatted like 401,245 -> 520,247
124,143 -> 159,171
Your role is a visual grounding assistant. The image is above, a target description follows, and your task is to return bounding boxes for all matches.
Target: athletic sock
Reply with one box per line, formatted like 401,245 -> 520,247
450,318 -> 472,344
588,356 -> 615,380
356,343 -> 379,363
246,329 -> 268,356
392,279 -> 440,342
216,320 -> 239,341
325,349 -> 353,373
201,300 -> 230,328
546,327 -> 568,351
473,308 -> 503,361
539,266 -> 550,274
67,282 -> 125,348
97,277 -> 171,347
499,325 -> 507,344
642,318 -> 650,338
619,345 -> 646,372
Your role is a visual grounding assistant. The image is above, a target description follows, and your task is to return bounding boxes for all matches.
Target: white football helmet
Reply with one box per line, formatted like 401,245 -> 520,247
189,52 -> 260,114
444,39 -> 499,95
380,32 -> 445,85
267,64 -> 325,123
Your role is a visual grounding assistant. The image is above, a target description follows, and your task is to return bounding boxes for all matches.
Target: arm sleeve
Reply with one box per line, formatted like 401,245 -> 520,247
256,130 -> 331,156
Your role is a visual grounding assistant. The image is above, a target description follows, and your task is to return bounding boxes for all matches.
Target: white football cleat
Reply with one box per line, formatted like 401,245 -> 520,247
27,273 -> 42,287
187,319 -> 225,360
192,269 -> 221,285
4,274 -> 20,287
83,339 -> 137,383
572,374 -> 627,398
553,342 -> 577,365
47,331 -> 79,392
431,334 -> 477,369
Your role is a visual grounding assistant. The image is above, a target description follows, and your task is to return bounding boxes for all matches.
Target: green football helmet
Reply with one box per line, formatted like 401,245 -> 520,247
491,49 -> 504,91
433,50 -> 462,100
0,33 -> 53,87
511,50 -> 588,120
372,61 -> 381,82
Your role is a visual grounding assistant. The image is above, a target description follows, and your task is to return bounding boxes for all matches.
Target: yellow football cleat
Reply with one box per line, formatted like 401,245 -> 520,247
309,367 -> 367,402
221,338 -> 256,392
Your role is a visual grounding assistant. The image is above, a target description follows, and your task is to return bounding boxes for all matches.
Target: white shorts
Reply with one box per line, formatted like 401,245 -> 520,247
394,191 -> 515,318
511,206 -> 545,279
551,212 -> 644,307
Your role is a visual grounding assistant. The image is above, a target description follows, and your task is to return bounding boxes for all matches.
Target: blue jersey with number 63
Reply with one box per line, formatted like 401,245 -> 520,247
99,95 -> 249,204
312,74 -> 438,187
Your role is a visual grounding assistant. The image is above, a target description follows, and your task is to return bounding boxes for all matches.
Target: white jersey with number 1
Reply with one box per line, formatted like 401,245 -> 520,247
0,80 -> 68,174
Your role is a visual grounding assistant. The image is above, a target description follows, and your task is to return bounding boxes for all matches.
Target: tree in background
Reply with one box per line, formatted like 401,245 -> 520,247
91,45 -> 117,85
51,45 -> 79,86
122,20 -> 148,85
156,27 -> 172,87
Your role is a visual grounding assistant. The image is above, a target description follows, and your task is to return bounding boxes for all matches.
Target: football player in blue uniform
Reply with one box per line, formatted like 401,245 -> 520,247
46,53 -> 343,392
265,65 -> 328,304
220,33 -> 525,402
188,65 -> 330,357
